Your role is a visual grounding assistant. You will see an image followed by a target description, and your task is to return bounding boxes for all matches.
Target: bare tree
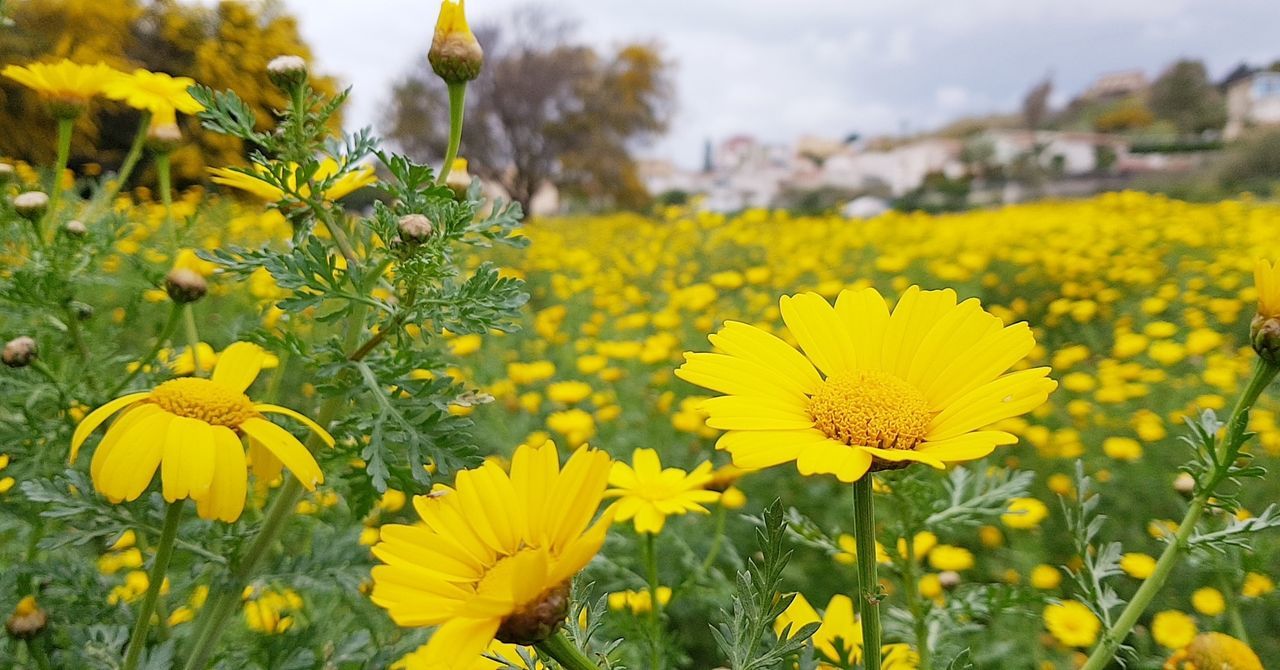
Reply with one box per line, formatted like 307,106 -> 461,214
1022,76 -> 1053,130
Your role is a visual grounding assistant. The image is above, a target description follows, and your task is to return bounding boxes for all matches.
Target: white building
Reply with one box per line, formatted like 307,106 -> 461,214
1225,70 -> 1280,140
820,138 -> 964,196
978,130 -> 1128,175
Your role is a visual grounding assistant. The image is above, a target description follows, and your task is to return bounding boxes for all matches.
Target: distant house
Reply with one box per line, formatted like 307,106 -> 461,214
820,138 -> 964,196
1223,68 -> 1280,139
977,130 -> 1128,175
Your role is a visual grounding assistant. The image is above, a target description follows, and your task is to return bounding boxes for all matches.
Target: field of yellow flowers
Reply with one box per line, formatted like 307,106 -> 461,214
2,3 -> 1280,667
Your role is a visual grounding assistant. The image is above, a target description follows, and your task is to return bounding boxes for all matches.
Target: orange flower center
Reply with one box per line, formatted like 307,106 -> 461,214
149,378 -> 255,427
807,370 -> 931,449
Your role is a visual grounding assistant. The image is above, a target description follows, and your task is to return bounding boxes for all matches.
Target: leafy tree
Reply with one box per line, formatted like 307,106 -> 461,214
384,6 -> 673,212
1149,59 -> 1226,135
1093,98 -> 1155,133
0,0 -> 337,181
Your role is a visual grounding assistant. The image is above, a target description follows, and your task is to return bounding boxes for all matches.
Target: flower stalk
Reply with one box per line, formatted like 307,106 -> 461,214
44,116 -> 74,243
122,501 -> 184,670
535,631 -> 604,670
1080,359 -> 1279,670
642,531 -> 665,669
852,476 -> 883,670
902,535 -> 931,670
436,82 -> 467,186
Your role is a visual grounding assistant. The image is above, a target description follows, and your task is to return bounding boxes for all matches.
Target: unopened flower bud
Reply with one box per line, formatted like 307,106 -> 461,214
165,269 -> 207,304
5,596 -> 46,640
1173,472 -> 1196,498
446,157 -> 472,198
146,122 -> 183,154
63,219 -> 86,237
938,570 -> 962,591
2,336 -> 37,368
398,213 -> 434,243
429,0 -> 484,84
12,191 -> 48,219
495,582 -> 570,645
0,163 -> 14,183
1250,314 -> 1280,365
267,55 -> 309,90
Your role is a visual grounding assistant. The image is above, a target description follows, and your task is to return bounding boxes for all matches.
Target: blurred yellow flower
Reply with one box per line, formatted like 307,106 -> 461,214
1030,564 -> 1062,590
1191,587 -> 1225,616
605,449 -> 719,534
1163,633 -> 1262,670
927,545 -> 974,571
209,157 -> 376,202
2,59 -> 121,110
1043,600 -> 1100,648
1120,553 -> 1157,579
1001,497 -> 1049,529
1151,610 -> 1197,649
1254,259 -> 1280,318
103,68 -> 203,118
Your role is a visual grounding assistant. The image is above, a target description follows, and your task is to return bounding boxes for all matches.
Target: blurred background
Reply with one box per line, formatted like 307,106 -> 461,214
1,0 -> 1278,214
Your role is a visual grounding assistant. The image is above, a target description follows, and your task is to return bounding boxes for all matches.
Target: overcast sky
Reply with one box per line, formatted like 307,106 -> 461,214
282,0 -> 1279,167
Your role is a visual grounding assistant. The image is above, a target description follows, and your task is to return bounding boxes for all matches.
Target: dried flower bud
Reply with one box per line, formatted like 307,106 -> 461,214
2,336 -> 37,368
495,582 -> 570,645
63,219 -> 87,237
12,191 -> 48,219
5,596 -> 46,640
165,269 -> 207,304
938,570 -> 962,591
1173,472 -> 1196,498
446,157 -> 472,198
267,55 -> 309,90
429,0 -> 484,84
397,213 -> 434,243
146,122 -> 183,153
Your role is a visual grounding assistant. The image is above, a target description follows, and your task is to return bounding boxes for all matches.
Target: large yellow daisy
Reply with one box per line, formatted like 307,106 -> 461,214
2,59 -> 121,107
676,287 -> 1056,482
370,440 -> 612,666
102,68 -> 204,118
209,158 -> 377,203
70,342 -> 330,522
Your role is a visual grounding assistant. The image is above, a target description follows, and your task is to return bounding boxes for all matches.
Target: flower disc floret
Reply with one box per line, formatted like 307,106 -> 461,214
808,369 -> 931,449
149,378 -> 255,427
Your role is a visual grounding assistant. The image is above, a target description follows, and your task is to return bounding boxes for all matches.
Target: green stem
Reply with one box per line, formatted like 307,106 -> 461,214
156,151 -> 177,253
852,476 -> 882,670
1080,359 -> 1278,670
642,532 -> 664,669
183,306 -> 203,377
534,631 -> 604,670
902,537 -> 931,670
82,112 -> 150,224
25,640 -> 52,670
1220,571 -> 1248,643
44,116 -> 74,244
108,304 -> 185,397
698,505 -> 727,575
122,502 -> 183,670
436,82 -> 466,185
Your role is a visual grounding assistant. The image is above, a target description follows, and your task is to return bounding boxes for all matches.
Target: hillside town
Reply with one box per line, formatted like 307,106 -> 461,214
636,64 -> 1280,215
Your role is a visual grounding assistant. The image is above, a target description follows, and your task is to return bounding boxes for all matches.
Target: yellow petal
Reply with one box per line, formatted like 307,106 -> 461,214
71,392 -> 150,462
239,418 -> 323,489
211,342 -> 266,394
195,426 -> 248,522
254,404 -> 334,446
161,416 -> 216,502
779,292 -> 856,377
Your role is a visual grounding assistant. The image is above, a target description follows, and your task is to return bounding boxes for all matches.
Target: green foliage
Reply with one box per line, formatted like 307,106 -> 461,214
712,500 -> 820,670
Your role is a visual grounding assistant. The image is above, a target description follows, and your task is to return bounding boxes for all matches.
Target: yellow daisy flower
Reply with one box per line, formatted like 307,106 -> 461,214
1043,600 -> 1100,648
1164,633 -> 1262,670
209,158 -> 377,202
394,638 -> 544,670
1,59 -> 121,109
604,448 -> 720,534
70,342 -> 330,522
773,593 -> 919,669
676,287 -> 1056,482
102,68 -> 204,118
1151,610 -> 1197,650
369,440 -> 613,665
